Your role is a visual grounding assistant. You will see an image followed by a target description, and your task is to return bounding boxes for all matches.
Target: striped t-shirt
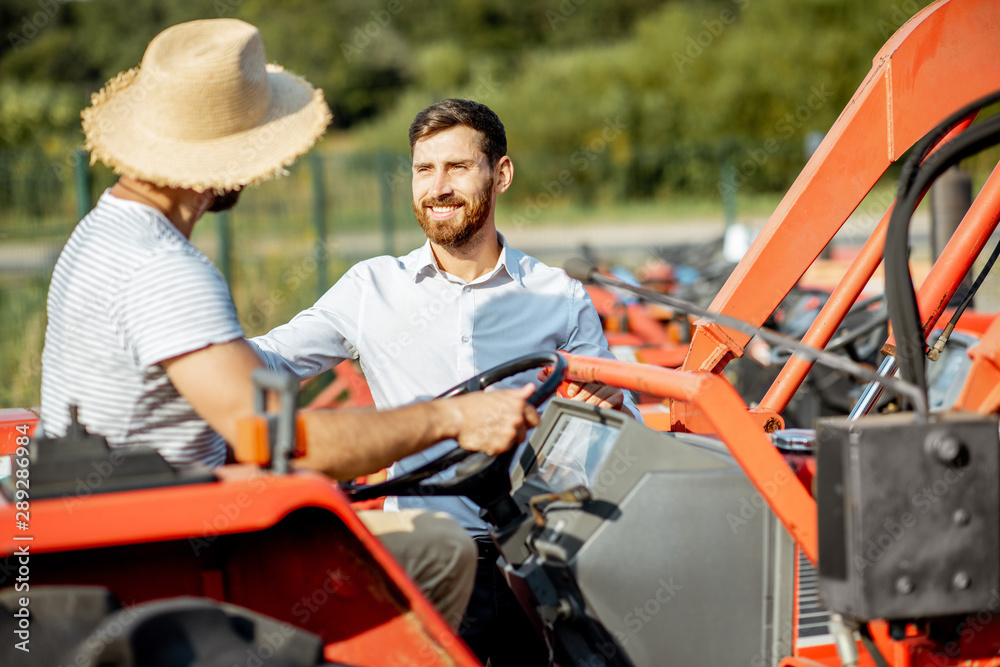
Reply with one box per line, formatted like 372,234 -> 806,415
40,192 -> 244,469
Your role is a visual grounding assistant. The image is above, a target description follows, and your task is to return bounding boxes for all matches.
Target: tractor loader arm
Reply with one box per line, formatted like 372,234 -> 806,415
674,0 -> 1000,432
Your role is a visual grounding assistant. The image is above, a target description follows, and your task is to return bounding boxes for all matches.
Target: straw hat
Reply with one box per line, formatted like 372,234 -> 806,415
82,18 -> 332,191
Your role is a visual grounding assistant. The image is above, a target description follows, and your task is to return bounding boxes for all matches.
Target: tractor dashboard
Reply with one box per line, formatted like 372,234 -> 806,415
495,397 -> 796,667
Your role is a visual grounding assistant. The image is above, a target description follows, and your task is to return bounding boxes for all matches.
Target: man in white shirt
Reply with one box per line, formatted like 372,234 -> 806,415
40,25 -> 540,631
251,98 -> 635,665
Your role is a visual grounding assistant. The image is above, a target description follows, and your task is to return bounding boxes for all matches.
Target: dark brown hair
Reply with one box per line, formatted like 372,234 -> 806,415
409,99 -> 507,168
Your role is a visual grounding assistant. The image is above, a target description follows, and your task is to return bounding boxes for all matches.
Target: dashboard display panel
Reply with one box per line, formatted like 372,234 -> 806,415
529,414 -> 621,492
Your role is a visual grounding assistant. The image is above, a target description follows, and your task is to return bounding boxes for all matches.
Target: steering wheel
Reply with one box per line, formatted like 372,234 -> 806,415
341,352 -> 567,505
825,303 -> 889,363
771,293 -> 888,365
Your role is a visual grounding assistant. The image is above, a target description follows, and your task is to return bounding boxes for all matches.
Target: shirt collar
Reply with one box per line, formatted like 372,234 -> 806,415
496,233 -> 526,287
409,233 -> 526,287
411,241 -> 439,281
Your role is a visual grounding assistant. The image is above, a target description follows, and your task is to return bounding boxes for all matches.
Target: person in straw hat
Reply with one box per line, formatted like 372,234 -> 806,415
39,18 -> 540,629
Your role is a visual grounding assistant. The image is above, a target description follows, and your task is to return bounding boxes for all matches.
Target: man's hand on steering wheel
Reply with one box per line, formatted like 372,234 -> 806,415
342,352 -> 566,502
444,384 -> 541,456
537,367 -> 625,411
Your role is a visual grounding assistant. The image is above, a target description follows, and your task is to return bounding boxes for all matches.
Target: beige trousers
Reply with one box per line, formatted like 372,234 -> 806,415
358,509 -> 476,629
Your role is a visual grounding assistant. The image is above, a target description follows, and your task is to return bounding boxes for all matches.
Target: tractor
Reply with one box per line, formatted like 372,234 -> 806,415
5,0 -> 1000,664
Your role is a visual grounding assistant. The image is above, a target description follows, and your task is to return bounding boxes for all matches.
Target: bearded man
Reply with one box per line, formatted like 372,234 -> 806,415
250,98 -> 636,665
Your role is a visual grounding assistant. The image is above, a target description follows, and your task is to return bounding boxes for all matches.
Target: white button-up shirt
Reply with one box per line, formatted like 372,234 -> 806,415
251,236 -> 636,533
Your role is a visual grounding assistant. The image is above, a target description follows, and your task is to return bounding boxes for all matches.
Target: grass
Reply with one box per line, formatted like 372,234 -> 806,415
0,276 -> 48,409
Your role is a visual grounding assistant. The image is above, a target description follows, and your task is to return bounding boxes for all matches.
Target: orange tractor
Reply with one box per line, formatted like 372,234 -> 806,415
6,0 -> 1000,664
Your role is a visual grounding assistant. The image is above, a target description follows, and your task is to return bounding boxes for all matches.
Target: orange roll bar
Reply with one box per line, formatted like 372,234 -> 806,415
912,160 -> 1000,335
561,352 -> 819,565
757,118 -> 976,415
674,0 -> 1000,435
757,202 -> 895,415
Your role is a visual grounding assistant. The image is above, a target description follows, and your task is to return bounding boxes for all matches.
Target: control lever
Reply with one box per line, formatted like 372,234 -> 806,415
234,369 -> 300,474
528,485 -> 591,527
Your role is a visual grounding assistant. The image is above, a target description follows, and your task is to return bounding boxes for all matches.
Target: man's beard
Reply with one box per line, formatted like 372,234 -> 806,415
208,189 -> 242,212
414,178 -> 494,249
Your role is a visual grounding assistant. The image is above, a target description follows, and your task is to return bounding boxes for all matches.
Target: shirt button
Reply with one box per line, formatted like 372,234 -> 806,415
463,286 -> 471,293
461,335 -> 470,343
